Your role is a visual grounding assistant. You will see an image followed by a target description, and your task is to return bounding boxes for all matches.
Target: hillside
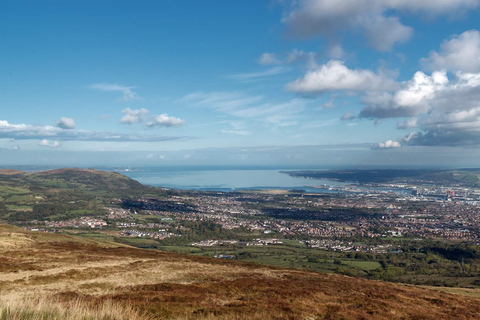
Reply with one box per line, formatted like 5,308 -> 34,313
0,168 -> 149,197
0,225 -> 479,319
0,168 -> 160,222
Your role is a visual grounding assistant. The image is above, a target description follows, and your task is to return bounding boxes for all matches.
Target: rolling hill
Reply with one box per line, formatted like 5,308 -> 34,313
0,224 -> 479,319
0,168 -> 161,222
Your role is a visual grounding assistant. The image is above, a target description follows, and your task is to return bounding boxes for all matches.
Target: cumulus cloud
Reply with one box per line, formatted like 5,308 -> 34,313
282,0 -> 480,51
422,30 -> 480,73
399,130 -> 480,147
0,120 -> 59,137
120,108 -> 149,124
39,139 -> 61,148
360,71 -> 448,118
90,83 -> 142,101
146,114 -> 185,128
56,117 -> 76,129
120,108 -> 184,128
285,60 -> 398,94
335,28 -> 480,147
373,140 -> 402,149
368,69 -> 480,146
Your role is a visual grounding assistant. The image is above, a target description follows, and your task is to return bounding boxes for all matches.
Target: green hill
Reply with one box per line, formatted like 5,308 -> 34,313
0,168 -> 159,222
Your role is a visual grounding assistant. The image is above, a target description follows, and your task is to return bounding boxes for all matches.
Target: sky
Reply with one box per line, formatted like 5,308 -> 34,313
2,0 -> 480,168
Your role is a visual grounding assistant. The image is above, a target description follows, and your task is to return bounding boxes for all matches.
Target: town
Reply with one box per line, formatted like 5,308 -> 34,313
23,185 -> 480,244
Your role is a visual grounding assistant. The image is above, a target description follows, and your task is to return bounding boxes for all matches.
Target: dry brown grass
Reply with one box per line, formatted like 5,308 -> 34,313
0,295 -> 148,320
1,225 -> 480,319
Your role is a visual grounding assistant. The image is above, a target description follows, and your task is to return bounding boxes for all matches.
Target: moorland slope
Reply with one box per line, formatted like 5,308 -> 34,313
0,225 -> 479,319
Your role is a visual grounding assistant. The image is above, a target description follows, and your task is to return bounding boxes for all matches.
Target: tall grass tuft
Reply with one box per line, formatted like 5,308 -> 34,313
0,295 -> 151,320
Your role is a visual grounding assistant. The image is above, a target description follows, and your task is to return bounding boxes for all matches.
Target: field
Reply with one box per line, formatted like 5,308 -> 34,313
1,225 -> 480,319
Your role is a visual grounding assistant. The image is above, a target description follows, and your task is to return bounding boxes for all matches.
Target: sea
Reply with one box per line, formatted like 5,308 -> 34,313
117,167 -> 345,193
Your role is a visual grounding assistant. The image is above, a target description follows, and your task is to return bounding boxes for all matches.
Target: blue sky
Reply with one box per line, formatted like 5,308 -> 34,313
2,0 -> 480,167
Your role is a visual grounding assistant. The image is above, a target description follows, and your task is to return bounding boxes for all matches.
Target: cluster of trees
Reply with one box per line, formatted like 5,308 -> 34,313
157,221 -> 251,246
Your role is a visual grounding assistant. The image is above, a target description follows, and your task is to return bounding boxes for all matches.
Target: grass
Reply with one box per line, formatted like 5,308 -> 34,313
5,204 -> 32,212
422,286 -> 480,299
0,185 -> 30,196
158,246 -> 204,254
1,225 -> 480,319
0,296 -> 148,320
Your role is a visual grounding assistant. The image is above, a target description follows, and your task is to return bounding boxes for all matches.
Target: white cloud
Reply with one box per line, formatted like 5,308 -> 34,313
56,117 -> 76,129
282,0 -> 480,51
120,108 -> 184,128
146,114 -> 185,128
285,60 -> 398,94
120,108 -> 149,124
90,83 -> 142,101
374,140 -> 402,149
422,30 -> 480,73
39,139 -> 61,148
366,70 -> 480,146
360,71 -> 448,118
0,120 -> 59,137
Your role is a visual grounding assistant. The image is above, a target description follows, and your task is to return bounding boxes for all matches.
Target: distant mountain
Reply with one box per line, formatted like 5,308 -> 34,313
0,224 -> 479,319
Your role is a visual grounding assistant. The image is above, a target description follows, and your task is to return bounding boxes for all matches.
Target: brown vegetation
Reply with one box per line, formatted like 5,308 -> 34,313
1,225 -> 480,319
